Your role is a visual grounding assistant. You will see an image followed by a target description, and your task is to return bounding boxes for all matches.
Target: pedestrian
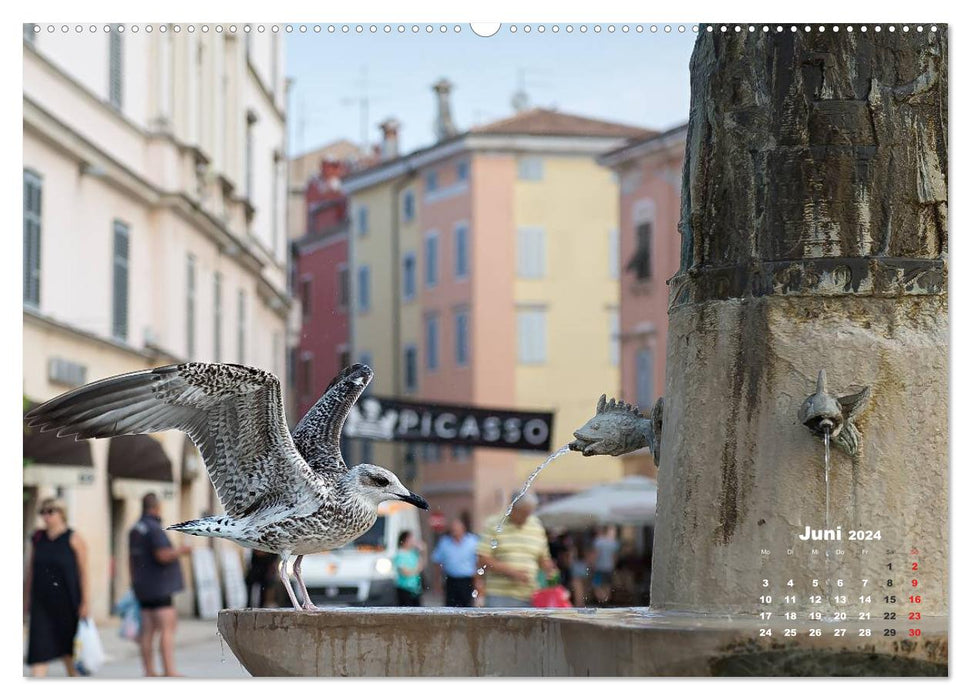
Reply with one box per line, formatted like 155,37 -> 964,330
592,525 -> 620,604
245,549 -> 280,608
475,493 -> 556,608
392,530 -> 425,606
570,540 -> 591,607
24,497 -> 90,677
431,516 -> 479,606
128,492 -> 192,677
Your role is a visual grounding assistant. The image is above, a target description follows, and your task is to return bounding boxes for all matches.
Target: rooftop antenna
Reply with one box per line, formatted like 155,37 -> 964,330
341,66 -> 374,151
511,67 -> 530,112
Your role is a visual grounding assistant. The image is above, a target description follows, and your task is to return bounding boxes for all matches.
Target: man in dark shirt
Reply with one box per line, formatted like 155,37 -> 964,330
129,492 -> 191,677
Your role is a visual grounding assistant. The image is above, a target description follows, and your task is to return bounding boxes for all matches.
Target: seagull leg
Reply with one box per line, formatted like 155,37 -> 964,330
293,555 -> 318,611
277,550 -> 301,610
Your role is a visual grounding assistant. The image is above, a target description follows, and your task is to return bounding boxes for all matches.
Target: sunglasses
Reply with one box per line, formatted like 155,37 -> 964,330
39,508 -> 59,516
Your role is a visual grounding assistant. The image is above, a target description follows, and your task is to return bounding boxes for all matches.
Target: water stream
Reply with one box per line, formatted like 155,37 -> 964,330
474,444 -> 572,583
492,444 -> 572,548
823,427 -> 831,532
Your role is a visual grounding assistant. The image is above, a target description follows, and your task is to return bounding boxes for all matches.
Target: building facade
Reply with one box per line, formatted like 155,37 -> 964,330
345,85 -> 652,529
598,124 -> 687,477
23,25 -> 289,621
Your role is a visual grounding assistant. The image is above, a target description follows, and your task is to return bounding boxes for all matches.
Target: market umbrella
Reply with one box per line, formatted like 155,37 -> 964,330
535,475 -> 658,528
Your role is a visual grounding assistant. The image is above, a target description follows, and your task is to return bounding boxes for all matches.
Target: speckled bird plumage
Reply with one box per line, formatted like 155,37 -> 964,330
24,362 -> 428,609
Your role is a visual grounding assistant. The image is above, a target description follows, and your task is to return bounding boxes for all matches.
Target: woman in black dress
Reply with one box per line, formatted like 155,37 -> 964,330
24,497 -> 90,677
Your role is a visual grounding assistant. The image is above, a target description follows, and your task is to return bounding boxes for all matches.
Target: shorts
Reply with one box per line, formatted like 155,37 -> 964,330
592,571 -> 612,587
137,595 -> 173,610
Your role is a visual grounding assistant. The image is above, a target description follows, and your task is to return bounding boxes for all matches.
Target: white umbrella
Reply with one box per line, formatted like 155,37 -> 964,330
536,475 -> 658,528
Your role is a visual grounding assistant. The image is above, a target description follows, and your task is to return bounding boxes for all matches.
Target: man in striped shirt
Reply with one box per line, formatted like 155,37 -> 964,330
475,493 -> 556,607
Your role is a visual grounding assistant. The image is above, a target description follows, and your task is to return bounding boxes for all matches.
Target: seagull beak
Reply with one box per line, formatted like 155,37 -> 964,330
398,490 -> 429,510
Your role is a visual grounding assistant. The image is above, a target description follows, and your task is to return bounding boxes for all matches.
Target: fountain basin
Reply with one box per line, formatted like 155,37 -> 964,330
217,608 -> 947,676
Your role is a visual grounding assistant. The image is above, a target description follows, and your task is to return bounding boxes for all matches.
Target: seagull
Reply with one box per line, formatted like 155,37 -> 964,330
24,362 -> 429,611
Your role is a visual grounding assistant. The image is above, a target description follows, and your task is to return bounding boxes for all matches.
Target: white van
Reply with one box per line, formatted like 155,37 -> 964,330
296,501 -> 423,606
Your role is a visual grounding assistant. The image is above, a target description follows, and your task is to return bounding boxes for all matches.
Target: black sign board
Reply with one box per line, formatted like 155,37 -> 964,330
342,395 -> 555,452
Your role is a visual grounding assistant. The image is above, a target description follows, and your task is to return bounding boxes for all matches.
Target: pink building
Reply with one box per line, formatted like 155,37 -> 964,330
598,123 -> 687,477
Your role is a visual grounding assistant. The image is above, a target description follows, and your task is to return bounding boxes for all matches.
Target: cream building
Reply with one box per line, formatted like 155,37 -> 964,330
22,25 -> 289,621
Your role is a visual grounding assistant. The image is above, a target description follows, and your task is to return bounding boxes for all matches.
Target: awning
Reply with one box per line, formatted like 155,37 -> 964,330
23,399 -> 93,467
535,475 -> 658,528
108,434 -> 173,482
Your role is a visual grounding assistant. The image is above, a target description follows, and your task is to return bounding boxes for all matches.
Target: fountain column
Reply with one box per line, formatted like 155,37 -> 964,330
651,26 -> 948,615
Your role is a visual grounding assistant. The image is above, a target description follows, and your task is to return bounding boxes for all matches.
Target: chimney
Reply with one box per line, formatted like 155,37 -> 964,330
379,118 -> 401,160
432,78 -> 458,142
319,158 -> 344,190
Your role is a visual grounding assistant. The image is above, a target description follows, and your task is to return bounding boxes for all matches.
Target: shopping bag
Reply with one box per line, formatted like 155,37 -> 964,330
531,585 -> 573,608
115,590 -> 142,641
74,618 -> 106,674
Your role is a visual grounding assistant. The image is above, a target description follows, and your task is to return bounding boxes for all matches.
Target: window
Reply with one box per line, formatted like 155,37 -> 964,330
454,223 -> 469,279
517,156 -> 543,181
456,161 -> 470,182
245,111 -> 256,200
237,289 -> 246,364
517,307 -> 547,364
425,233 -> 439,288
452,445 -> 472,461
455,309 -> 469,367
425,170 -> 439,193
425,315 -> 440,370
609,308 -> 620,367
402,252 -> 417,300
300,352 -> 314,397
404,345 -> 418,392
357,206 -> 369,236
628,221 -> 653,281
186,254 -> 196,358
402,190 -> 415,222
517,227 -> 546,279
23,170 -> 42,307
300,276 -> 312,319
111,221 -> 129,341
358,265 -> 371,312
608,228 -> 620,279
213,272 -> 223,361
636,348 -> 655,409
108,25 -> 123,109
337,265 -> 349,309
421,443 -> 442,463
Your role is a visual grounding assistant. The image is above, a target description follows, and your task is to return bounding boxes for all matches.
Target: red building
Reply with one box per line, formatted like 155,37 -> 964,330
291,158 -> 354,418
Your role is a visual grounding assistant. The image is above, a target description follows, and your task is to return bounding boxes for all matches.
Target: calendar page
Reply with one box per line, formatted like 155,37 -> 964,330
21,9 -> 949,680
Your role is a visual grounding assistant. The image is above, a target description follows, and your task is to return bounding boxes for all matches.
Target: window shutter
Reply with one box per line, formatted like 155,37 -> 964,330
112,222 -> 129,340
23,171 -> 42,306
108,26 -> 123,109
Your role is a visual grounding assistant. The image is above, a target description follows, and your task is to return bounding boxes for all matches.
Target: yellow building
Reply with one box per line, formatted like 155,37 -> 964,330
344,87 -> 651,528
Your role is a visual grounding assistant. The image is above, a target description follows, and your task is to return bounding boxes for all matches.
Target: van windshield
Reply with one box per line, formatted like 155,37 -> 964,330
341,515 -> 387,549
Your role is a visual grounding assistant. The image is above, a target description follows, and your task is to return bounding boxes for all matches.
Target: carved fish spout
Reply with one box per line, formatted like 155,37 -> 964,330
797,370 -> 871,457
569,393 -> 663,460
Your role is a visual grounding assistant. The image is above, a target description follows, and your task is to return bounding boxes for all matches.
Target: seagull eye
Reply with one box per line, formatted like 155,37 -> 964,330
370,475 -> 389,488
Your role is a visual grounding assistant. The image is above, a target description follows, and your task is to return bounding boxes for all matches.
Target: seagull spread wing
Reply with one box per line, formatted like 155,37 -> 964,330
292,363 -> 373,475
25,362 -> 324,519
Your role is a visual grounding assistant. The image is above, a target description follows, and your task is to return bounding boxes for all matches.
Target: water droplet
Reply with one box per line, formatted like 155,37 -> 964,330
489,538 -> 498,549
476,567 -> 485,576
471,589 -> 478,598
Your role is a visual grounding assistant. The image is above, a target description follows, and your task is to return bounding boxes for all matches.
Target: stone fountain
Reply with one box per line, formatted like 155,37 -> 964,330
218,25 -> 948,676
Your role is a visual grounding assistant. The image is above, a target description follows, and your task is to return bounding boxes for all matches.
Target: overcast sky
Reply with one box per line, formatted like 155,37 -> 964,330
285,25 -> 697,157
